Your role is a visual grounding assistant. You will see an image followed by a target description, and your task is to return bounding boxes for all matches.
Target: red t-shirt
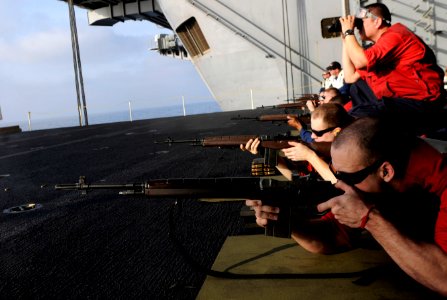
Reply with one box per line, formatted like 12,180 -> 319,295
360,23 -> 443,101
343,101 -> 352,112
400,140 -> 447,252
322,139 -> 447,252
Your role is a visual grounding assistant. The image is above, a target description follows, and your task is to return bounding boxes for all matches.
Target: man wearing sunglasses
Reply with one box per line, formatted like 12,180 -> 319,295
320,117 -> 447,295
247,117 -> 447,295
283,103 -> 353,181
242,104 -> 352,181
340,3 -> 445,133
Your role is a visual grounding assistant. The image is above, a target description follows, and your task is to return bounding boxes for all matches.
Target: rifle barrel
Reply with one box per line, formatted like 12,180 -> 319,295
154,138 -> 204,146
55,176 -> 339,202
55,183 -> 144,190
55,176 -> 341,238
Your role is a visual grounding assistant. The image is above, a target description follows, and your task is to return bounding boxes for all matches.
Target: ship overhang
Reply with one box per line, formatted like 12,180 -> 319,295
57,0 -> 171,29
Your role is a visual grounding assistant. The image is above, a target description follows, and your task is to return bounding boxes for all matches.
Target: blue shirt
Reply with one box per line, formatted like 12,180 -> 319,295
300,128 -> 313,143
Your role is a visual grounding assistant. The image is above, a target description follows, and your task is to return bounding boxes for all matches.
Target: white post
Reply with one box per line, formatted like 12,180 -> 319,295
128,101 -> 133,122
250,89 -> 254,109
182,95 -> 186,116
27,112 -> 32,131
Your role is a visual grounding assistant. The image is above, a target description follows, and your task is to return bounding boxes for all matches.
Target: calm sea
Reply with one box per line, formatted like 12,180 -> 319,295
4,102 -> 221,131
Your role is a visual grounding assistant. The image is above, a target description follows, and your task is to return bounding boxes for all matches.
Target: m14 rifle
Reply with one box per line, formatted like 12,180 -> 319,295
257,103 -> 307,110
256,94 -> 319,110
155,133 -> 295,150
231,113 -> 311,124
55,175 -> 341,238
154,133 -> 331,158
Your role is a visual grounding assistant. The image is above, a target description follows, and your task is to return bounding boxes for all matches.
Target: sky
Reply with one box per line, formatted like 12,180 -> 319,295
0,0 -> 214,123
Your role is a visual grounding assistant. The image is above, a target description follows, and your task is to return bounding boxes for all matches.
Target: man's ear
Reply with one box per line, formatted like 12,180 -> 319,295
332,127 -> 342,137
380,161 -> 394,182
375,17 -> 383,29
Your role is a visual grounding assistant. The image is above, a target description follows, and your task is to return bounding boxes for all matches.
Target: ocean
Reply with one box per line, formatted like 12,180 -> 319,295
3,102 -> 221,131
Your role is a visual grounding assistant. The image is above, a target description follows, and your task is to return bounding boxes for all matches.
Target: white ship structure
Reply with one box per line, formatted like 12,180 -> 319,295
62,0 -> 447,111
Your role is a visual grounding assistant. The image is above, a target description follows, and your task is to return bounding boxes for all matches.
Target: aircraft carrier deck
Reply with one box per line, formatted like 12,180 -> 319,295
0,108 -> 291,299
0,109 -> 442,299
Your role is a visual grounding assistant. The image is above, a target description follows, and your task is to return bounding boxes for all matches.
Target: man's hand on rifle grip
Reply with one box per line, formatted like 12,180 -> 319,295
245,199 -> 280,227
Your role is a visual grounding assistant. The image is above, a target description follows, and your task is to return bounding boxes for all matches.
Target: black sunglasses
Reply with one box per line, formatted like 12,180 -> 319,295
311,126 -> 337,137
329,160 -> 383,185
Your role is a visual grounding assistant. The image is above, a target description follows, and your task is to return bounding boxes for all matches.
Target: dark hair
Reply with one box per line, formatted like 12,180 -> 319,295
325,87 -> 341,96
332,117 -> 413,177
366,3 -> 392,27
312,103 -> 354,129
328,95 -> 345,105
327,61 -> 342,71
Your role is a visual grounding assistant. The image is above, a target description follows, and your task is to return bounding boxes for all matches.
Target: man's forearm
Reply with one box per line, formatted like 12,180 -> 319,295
291,219 -> 353,254
342,38 -> 360,83
344,35 -> 368,69
306,151 -> 337,183
366,210 -> 447,296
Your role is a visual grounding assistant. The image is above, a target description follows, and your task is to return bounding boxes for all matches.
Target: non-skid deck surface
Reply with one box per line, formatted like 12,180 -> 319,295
198,235 -> 441,299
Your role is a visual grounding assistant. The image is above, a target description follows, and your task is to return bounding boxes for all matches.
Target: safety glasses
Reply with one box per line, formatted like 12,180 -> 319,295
356,8 -> 378,20
356,8 -> 391,25
311,126 -> 337,137
329,160 -> 383,185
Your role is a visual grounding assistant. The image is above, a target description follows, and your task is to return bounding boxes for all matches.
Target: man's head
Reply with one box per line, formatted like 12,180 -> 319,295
326,61 -> 342,77
331,117 -> 412,192
310,103 -> 353,142
328,95 -> 345,105
320,87 -> 341,104
357,3 -> 392,42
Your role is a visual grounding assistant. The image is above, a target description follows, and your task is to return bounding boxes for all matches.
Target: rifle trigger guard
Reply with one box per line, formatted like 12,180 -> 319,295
258,177 -> 272,191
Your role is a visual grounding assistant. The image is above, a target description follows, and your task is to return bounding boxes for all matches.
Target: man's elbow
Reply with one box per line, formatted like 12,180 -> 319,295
430,284 -> 447,297
352,58 -> 368,70
291,235 -> 344,255
344,72 -> 361,84
431,276 -> 447,296
344,76 -> 357,84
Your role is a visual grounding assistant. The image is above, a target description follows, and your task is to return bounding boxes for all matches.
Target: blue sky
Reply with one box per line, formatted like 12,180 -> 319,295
0,0 -> 213,123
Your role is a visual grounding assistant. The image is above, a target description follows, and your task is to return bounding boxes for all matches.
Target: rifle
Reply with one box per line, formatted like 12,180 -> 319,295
231,114 -> 311,124
257,103 -> 307,110
154,133 -> 331,158
257,94 -> 319,110
55,175 -> 341,238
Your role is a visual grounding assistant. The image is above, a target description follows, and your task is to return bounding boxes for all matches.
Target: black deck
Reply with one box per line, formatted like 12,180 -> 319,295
0,108 -> 290,299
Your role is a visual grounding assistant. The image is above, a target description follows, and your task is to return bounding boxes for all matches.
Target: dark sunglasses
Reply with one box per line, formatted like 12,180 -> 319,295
311,126 -> 337,137
329,160 -> 383,185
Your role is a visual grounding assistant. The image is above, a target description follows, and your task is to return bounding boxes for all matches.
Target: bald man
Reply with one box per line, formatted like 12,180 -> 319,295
247,117 -> 447,295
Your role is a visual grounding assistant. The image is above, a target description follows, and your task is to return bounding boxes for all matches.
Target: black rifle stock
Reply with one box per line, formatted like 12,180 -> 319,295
55,176 -> 341,238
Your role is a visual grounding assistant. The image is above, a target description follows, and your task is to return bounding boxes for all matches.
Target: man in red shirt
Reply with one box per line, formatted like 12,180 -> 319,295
320,118 -> 447,294
247,117 -> 447,295
340,3 -> 445,132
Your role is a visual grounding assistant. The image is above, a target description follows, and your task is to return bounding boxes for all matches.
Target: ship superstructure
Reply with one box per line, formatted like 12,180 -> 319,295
60,0 -> 447,111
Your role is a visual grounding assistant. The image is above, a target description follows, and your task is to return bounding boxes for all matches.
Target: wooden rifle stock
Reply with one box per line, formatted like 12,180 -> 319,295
273,103 -> 307,109
200,136 -> 331,159
232,114 -> 311,124
155,134 -> 332,159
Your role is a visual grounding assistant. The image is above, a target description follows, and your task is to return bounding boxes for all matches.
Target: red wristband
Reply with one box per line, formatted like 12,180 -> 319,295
359,206 -> 375,229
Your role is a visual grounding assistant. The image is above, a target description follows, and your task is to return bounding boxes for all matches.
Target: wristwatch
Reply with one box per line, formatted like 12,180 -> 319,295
344,29 -> 355,37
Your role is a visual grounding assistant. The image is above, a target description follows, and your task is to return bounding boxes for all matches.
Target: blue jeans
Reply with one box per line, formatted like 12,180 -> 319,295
349,80 -> 447,135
